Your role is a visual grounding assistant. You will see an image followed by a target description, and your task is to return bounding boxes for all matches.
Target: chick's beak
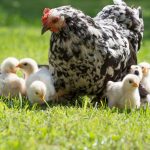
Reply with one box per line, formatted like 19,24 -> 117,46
41,25 -> 49,35
39,94 -> 45,101
16,64 -> 22,68
142,68 -> 148,75
132,82 -> 139,88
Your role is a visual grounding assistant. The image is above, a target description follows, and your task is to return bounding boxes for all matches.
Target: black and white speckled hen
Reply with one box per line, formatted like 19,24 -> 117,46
41,0 -> 144,100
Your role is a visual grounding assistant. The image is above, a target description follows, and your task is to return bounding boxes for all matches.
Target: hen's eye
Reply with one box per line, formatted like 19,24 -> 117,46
52,18 -> 59,24
129,80 -> 133,84
23,63 -> 28,66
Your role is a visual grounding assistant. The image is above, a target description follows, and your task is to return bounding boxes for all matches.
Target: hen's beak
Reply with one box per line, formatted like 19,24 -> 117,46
132,82 -> 139,88
41,26 -> 49,35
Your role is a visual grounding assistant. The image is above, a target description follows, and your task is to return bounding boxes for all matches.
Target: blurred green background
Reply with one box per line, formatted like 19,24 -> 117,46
0,0 -> 150,63
0,0 -> 150,29
0,0 -> 150,37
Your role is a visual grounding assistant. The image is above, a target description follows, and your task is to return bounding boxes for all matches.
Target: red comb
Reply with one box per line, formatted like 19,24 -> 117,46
42,8 -> 51,25
43,8 -> 51,15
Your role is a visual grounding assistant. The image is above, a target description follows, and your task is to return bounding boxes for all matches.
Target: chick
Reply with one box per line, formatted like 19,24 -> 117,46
26,68 -> 55,104
27,81 -> 46,104
1,57 -> 19,74
130,64 -> 150,107
138,62 -> 150,93
106,74 -> 140,109
17,58 -> 38,79
17,58 -> 55,104
130,65 -> 143,81
0,57 -> 26,97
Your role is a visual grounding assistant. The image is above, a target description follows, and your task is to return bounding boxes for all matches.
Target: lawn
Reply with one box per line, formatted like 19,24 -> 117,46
0,0 -> 150,149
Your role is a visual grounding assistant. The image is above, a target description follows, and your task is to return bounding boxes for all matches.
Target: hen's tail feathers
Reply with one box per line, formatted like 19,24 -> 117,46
138,7 -> 143,18
113,0 -> 126,5
131,6 -> 144,51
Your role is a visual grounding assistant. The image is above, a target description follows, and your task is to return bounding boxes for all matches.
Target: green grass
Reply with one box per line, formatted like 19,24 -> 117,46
0,99 -> 150,149
0,27 -> 49,64
0,0 -> 150,149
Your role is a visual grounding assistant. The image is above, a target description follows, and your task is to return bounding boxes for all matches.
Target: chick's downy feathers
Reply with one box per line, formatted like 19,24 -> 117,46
106,74 -> 140,109
1,57 -> 19,73
139,62 -> 150,93
26,68 -> 56,104
130,65 -> 143,81
17,58 -> 38,79
0,57 -> 26,97
18,58 -> 55,104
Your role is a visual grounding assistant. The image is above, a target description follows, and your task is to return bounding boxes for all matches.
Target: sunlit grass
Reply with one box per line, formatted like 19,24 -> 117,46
0,27 -> 50,64
0,97 -> 150,150
138,40 -> 150,62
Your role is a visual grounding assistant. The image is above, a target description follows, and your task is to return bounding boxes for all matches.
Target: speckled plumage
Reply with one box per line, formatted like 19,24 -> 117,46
44,0 -> 144,99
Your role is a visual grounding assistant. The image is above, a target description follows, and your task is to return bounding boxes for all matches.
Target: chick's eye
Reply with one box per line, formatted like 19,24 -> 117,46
129,80 -> 133,84
35,92 -> 38,95
23,63 -> 28,66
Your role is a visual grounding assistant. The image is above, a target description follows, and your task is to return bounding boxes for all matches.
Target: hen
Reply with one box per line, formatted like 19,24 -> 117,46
0,57 -> 26,97
41,0 -> 144,99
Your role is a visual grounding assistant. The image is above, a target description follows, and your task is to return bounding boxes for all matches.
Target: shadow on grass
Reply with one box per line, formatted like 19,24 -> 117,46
0,94 -> 108,111
0,95 -> 148,116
